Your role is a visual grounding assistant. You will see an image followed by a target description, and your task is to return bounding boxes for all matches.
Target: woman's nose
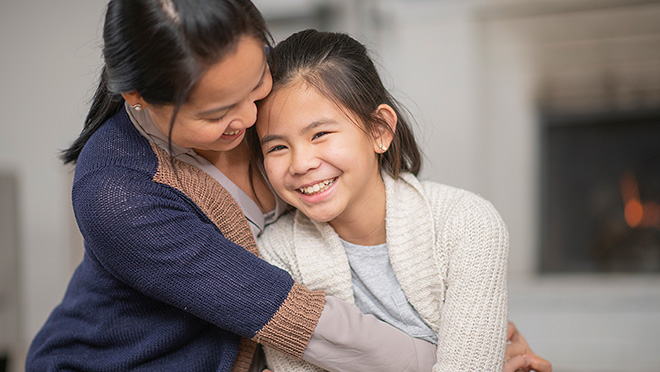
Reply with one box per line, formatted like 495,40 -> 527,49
235,99 -> 258,129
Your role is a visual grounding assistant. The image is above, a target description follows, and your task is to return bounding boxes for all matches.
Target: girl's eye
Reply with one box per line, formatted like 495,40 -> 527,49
312,132 -> 329,140
266,145 -> 286,154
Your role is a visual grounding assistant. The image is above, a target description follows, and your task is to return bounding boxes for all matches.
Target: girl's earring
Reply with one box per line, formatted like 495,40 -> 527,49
378,143 -> 388,152
132,103 -> 143,111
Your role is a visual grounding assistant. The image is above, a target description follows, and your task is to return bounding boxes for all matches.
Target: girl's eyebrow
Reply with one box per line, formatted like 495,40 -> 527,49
260,119 -> 336,145
195,60 -> 268,117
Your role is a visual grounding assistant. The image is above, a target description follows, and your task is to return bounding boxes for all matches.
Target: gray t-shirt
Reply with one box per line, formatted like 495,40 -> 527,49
341,239 -> 438,345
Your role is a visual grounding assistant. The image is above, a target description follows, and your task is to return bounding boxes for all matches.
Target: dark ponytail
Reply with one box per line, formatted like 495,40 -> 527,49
61,69 -> 123,164
62,0 -> 272,164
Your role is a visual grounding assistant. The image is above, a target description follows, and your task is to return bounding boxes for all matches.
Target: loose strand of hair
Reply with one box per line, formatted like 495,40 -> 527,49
60,67 -> 123,165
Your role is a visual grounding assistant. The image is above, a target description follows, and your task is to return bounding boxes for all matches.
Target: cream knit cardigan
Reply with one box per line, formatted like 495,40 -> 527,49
257,173 -> 509,372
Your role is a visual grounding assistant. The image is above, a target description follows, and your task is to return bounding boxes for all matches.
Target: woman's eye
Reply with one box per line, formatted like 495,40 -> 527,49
312,132 -> 329,140
207,115 -> 227,122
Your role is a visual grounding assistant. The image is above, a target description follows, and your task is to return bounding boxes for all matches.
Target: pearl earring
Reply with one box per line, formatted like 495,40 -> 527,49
132,103 -> 143,111
379,143 -> 387,152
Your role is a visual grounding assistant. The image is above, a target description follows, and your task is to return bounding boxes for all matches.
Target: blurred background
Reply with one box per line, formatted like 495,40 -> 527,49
1,0 -> 660,371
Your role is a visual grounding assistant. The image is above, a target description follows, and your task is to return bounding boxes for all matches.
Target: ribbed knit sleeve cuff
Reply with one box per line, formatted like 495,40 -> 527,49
252,283 -> 325,358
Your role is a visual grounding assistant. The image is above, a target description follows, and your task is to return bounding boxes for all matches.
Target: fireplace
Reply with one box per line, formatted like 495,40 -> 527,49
540,109 -> 660,273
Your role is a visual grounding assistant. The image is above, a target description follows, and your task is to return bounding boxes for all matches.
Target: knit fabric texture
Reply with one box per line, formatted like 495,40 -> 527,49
258,173 -> 509,372
25,110 -> 325,372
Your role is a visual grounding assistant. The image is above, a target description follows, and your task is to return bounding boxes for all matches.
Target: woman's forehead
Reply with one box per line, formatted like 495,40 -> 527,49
187,36 -> 267,109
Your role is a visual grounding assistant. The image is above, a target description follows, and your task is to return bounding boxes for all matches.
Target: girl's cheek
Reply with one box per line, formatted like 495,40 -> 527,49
263,159 -> 281,185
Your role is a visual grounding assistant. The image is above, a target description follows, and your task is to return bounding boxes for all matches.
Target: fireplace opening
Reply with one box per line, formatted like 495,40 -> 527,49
540,110 -> 660,273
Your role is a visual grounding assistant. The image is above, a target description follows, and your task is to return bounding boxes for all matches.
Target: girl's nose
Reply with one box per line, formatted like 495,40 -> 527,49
289,148 -> 320,175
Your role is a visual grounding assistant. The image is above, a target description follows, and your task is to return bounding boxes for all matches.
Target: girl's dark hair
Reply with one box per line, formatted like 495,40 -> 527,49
61,0 -> 271,164
255,29 -> 421,178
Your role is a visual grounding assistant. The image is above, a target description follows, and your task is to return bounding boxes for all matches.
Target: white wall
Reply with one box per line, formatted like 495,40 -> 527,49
0,0 -> 106,366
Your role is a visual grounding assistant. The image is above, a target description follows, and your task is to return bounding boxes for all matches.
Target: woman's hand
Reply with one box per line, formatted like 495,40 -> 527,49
504,321 -> 552,372
503,354 -> 533,372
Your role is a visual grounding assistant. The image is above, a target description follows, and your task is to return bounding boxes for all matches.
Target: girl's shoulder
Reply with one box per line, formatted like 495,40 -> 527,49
396,173 -> 505,228
394,173 -> 486,207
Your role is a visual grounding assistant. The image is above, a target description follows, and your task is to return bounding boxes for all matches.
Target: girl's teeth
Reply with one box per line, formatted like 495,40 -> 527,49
224,129 -> 240,136
300,179 -> 334,195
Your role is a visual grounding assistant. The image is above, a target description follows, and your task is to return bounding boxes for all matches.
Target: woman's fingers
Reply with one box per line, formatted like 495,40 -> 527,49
528,353 -> 553,372
506,321 -> 552,372
505,340 -> 528,360
503,354 -> 531,372
507,321 -> 517,341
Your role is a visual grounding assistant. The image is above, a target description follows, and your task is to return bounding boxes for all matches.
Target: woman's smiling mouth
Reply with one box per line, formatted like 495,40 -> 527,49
223,129 -> 242,136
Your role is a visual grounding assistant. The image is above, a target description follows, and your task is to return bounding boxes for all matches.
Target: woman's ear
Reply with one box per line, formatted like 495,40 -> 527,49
121,91 -> 147,110
372,104 -> 397,153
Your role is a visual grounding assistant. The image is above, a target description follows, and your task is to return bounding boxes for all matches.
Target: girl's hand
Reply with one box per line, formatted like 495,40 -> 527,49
505,321 -> 553,372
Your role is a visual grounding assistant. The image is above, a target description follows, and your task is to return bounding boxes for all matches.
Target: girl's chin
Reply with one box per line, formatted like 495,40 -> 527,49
296,206 -> 338,223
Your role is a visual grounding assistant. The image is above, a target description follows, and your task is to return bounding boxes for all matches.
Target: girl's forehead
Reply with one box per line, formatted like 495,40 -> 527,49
258,81 -> 370,137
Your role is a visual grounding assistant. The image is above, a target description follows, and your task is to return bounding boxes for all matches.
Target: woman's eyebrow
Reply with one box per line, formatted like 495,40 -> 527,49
196,103 -> 234,117
196,60 -> 268,117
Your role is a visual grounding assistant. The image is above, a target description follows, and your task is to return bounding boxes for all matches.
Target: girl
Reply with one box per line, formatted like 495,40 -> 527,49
254,29 -> 551,372
26,1 -> 439,371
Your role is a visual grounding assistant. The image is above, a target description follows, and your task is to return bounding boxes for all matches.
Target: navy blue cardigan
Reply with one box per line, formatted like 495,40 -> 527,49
26,110 -> 325,371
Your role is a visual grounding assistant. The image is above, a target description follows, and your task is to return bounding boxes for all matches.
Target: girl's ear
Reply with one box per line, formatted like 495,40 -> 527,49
372,104 -> 397,153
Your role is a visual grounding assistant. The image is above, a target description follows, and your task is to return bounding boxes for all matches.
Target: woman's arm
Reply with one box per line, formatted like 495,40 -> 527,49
73,166 -> 324,357
302,296 -> 437,371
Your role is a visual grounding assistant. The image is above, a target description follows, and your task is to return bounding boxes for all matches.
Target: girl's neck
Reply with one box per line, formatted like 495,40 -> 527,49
330,174 -> 387,246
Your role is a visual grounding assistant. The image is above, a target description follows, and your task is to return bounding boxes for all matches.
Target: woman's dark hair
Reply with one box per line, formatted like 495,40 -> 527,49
61,0 -> 271,164
253,29 -> 421,178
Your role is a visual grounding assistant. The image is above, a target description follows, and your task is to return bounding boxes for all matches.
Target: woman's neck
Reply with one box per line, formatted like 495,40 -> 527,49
196,141 -> 275,213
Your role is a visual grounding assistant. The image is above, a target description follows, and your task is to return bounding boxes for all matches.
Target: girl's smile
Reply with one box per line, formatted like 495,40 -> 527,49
298,178 -> 336,196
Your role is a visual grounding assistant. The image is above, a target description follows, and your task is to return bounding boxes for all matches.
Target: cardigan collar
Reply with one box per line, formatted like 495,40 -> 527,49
291,172 -> 442,330
385,173 -> 441,330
